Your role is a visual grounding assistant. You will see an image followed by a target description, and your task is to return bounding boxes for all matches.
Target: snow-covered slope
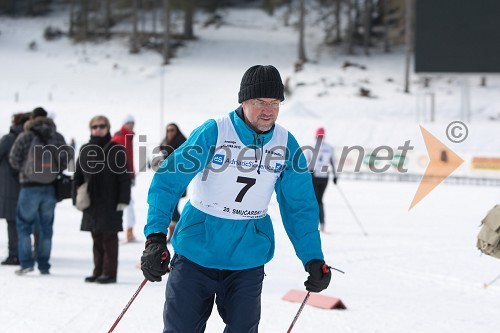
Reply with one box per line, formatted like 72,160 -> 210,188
1,7 -> 499,333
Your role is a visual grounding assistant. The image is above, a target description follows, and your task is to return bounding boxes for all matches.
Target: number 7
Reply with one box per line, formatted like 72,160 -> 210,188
235,176 -> 256,202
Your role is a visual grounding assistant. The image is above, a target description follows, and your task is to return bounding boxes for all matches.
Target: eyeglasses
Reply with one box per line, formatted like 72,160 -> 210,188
249,99 -> 282,109
167,128 -> 176,133
91,124 -> 107,130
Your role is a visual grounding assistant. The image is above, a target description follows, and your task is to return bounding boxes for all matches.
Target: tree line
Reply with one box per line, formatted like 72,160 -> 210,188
0,0 -> 412,65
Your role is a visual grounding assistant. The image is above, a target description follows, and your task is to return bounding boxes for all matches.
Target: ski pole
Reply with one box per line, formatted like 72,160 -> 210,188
336,184 -> 368,236
108,278 -> 148,333
286,291 -> 310,333
483,273 -> 500,289
286,266 -> 344,332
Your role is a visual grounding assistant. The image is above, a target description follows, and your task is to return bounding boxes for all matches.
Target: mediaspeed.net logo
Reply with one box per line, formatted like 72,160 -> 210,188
29,122 -> 466,211
409,122 -> 466,210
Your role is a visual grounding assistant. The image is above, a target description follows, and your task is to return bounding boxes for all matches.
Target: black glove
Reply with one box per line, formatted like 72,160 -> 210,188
333,176 -> 337,185
304,259 -> 331,292
141,233 -> 170,282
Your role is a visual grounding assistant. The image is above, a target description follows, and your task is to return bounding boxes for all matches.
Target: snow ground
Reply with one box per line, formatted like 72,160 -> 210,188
1,6 -> 500,333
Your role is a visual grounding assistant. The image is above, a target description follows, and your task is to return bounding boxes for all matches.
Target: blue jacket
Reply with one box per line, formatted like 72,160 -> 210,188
145,108 -> 324,270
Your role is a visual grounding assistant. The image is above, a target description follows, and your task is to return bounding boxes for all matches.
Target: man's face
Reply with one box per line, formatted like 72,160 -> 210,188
242,98 -> 281,133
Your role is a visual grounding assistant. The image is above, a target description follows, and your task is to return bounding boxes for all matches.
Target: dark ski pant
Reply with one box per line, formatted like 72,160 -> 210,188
312,176 -> 329,225
164,254 -> 264,333
6,219 -> 18,258
91,231 -> 118,278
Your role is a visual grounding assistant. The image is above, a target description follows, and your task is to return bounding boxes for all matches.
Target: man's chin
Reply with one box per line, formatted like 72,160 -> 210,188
257,122 -> 274,132
258,126 -> 272,132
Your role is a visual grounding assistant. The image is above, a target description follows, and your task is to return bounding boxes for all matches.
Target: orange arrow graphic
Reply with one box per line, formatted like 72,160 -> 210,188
409,126 -> 464,210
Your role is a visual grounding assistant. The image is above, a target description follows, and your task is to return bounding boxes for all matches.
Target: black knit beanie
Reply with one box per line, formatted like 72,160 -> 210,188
238,65 -> 285,103
32,107 -> 48,118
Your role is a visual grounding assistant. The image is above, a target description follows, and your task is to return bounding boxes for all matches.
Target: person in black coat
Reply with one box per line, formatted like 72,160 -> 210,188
0,112 -> 30,265
72,115 -> 131,284
158,123 -> 187,242
159,123 -> 187,159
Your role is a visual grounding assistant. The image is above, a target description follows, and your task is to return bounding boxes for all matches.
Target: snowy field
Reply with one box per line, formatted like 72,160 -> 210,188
1,6 -> 500,333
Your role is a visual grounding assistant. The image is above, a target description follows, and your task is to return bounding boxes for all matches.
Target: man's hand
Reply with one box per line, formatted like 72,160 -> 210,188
141,233 -> 170,282
304,259 -> 331,292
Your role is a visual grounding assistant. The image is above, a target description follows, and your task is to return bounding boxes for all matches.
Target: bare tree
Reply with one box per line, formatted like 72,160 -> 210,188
102,0 -> 112,37
140,0 -> 146,33
334,0 -> 341,43
346,0 -> 355,54
162,0 -> 171,65
298,0 -> 307,63
382,0 -> 390,53
363,0 -> 371,55
404,0 -> 414,93
183,0 -> 195,40
152,0 -> 158,35
80,0 -> 89,40
130,0 -> 140,53
69,0 -> 75,37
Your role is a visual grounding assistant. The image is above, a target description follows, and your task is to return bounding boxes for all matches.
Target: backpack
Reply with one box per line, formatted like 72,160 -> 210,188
23,134 -> 59,184
477,205 -> 500,259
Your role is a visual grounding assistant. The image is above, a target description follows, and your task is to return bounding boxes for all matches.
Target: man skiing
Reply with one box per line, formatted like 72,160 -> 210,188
141,65 -> 332,332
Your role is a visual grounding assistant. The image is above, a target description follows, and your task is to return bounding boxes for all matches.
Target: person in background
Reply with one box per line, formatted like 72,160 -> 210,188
111,114 -> 136,242
159,123 -> 187,242
304,127 -> 338,232
140,65 -> 332,332
0,112 -> 30,265
9,107 -> 73,275
73,115 -> 131,284
67,138 -> 77,173
69,138 -> 76,150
